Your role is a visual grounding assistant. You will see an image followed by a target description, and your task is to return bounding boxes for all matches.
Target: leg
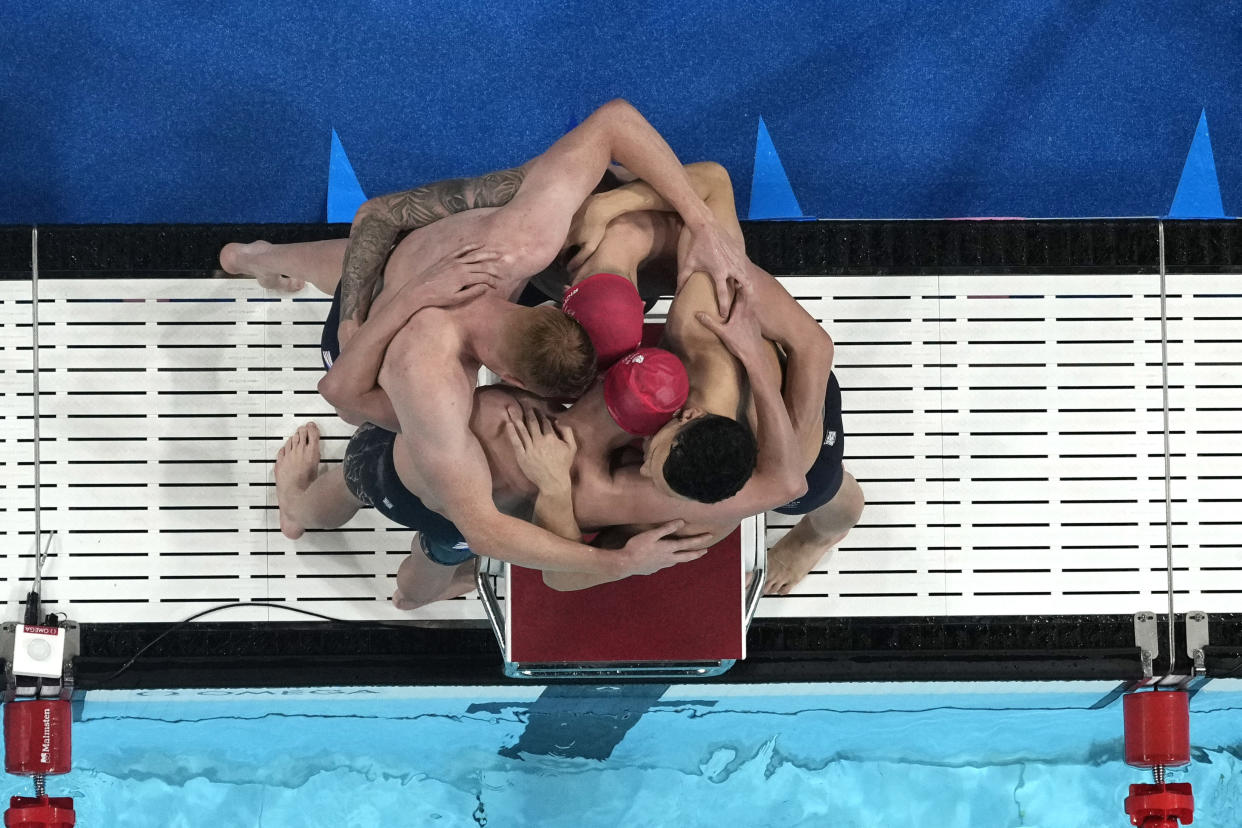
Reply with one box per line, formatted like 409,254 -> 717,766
391,539 -> 467,610
274,422 -> 363,539
219,238 -> 349,295
765,472 -> 864,595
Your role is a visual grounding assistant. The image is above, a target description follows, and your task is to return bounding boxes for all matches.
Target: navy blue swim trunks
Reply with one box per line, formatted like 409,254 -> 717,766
321,281 -> 344,370
773,372 -> 845,516
342,422 -> 475,567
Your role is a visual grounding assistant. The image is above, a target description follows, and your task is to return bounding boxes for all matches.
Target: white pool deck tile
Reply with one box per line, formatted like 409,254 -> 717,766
1,273 -> 1237,623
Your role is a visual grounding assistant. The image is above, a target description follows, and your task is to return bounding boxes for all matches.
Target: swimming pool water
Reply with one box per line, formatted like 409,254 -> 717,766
6,682 -> 1240,827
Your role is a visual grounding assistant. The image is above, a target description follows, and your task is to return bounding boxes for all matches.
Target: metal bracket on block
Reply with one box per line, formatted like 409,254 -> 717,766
1134,612 -> 1159,680
1185,611 -> 1209,677
2,621 -> 80,702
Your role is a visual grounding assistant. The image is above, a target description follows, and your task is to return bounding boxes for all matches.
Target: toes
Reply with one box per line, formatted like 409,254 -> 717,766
219,243 -> 240,274
276,443 -> 288,461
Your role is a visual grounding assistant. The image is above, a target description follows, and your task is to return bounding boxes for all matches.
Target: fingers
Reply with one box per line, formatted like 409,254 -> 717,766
560,424 -> 577,453
503,418 -> 524,454
675,547 -> 711,561
505,406 -> 532,451
651,519 -> 686,538
693,310 -> 725,337
525,404 -> 545,437
715,277 -> 733,318
453,284 -> 489,303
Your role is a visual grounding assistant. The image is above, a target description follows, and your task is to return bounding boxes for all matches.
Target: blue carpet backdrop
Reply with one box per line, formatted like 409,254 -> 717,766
2,1 -> 1238,223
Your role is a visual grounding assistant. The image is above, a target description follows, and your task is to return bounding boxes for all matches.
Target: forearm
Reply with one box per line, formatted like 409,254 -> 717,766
338,167 -> 526,325
591,162 -> 723,219
745,357 -> 807,496
781,332 -> 835,444
530,483 -> 582,543
528,484 -> 624,591
592,101 -> 716,231
319,298 -> 411,406
462,510 -> 622,577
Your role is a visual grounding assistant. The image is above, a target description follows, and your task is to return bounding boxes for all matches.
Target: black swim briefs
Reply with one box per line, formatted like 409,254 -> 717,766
342,422 -> 475,567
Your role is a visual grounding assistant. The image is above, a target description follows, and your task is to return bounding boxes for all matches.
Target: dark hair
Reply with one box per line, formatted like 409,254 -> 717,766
509,307 -> 598,399
662,414 -> 757,503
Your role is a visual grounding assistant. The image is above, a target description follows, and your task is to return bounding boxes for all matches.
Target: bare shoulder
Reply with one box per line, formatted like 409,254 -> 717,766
379,311 -> 468,385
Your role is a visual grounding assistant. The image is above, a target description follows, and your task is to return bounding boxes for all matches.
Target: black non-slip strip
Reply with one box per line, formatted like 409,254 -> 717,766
44,613 -> 1238,690
0,219 -> 1160,280
29,223 -> 350,276
0,226 -> 32,274
5,219 -> 1241,280
1162,220 -> 1242,273
740,219 -> 1161,275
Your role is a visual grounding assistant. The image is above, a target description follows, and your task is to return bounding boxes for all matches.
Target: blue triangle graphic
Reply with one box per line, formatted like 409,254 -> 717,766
328,129 -> 369,223
748,116 -> 809,220
1168,110 -> 1226,218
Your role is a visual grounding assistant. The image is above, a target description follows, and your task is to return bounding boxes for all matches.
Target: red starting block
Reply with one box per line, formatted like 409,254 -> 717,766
477,518 -> 764,679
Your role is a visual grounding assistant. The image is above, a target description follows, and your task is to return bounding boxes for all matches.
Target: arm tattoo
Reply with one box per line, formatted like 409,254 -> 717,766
337,165 -> 528,326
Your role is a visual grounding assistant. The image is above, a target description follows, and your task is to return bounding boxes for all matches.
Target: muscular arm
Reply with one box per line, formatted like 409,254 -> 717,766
317,296 -> 405,431
484,100 -> 719,277
338,167 -> 526,330
527,485 -> 628,591
580,161 -> 744,246
744,265 -> 835,460
592,161 -> 834,458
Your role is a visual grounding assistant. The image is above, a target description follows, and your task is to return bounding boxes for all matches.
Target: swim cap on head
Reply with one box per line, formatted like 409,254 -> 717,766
561,273 -> 644,369
603,347 -> 690,436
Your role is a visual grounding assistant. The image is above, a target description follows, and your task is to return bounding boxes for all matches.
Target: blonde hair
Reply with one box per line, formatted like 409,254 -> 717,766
507,306 -> 597,398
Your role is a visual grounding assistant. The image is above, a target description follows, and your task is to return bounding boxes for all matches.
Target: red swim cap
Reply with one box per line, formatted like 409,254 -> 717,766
603,347 -> 690,436
562,273 -> 644,369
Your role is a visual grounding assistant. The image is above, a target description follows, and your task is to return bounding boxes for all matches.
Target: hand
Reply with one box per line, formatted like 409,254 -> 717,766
617,520 -> 715,576
677,219 -> 750,316
504,403 -> 577,493
693,284 -> 766,368
565,195 -> 616,273
406,244 -> 503,312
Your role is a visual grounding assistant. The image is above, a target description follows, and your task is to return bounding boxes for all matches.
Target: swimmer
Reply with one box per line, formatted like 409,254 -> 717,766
259,101 -> 746,596
275,345 -> 706,609
538,166 -> 864,595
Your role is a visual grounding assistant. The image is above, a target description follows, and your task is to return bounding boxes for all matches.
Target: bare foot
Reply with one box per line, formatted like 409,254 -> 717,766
274,423 -> 321,540
763,520 -> 846,595
219,241 -> 305,292
391,590 -> 419,611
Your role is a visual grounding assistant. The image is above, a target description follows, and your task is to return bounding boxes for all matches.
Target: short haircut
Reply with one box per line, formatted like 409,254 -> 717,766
662,414 -> 758,503
508,306 -> 598,399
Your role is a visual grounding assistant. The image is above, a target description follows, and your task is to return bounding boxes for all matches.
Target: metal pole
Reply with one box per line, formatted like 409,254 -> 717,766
32,227 -> 44,598
1157,220 -> 1177,673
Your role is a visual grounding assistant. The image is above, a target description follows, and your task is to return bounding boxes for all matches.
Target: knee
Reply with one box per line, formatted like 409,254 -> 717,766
696,161 -> 733,192
840,474 -> 865,526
